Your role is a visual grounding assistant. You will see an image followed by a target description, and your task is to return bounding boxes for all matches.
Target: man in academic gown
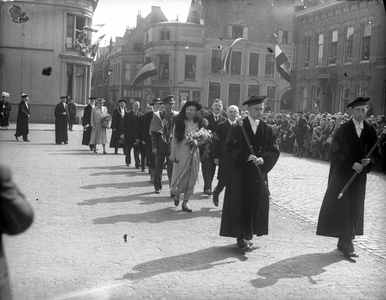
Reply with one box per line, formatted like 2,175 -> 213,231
202,99 -> 227,195
220,95 -> 280,252
82,96 -> 96,150
110,99 -> 127,154
54,96 -> 69,144
14,93 -> 31,142
212,105 -> 239,207
316,97 -> 380,258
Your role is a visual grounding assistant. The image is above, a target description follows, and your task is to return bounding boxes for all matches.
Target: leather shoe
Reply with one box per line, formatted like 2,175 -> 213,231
14,134 -> 19,141
155,189 -> 160,194
174,195 -> 180,207
204,189 -> 212,195
182,202 -> 192,212
24,140 -> 30,142
212,189 -> 220,207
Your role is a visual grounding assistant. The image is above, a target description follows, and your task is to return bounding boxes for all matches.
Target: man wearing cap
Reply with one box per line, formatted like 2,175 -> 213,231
150,95 -> 177,194
67,97 -> 76,131
220,95 -> 280,252
54,96 -> 69,144
14,93 -> 31,142
82,96 -> 96,150
202,99 -> 227,195
121,101 -> 142,167
317,97 -> 380,259
110,100 -> 127,154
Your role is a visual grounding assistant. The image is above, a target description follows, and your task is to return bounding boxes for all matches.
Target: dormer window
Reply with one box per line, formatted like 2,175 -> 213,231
160,30 -> 170,41
227,24 -> 248,40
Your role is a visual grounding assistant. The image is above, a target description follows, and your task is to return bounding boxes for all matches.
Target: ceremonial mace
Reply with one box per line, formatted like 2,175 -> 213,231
338,128 -> 386,199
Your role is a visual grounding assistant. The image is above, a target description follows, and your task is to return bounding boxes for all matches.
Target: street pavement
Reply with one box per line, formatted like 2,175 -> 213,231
0,124 -> 386,300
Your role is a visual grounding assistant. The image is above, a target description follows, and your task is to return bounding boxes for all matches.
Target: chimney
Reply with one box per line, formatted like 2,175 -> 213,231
137,11 -> 142,27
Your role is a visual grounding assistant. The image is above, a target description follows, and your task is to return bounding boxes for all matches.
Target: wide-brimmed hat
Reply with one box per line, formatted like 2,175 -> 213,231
60,95 -> 68,99
181,100 -> 202,112
149,98 -> 163,106
347,97 -> 370,108
96,98 -> 106,103
118,99 -> 126,104
21,93 -> 28,98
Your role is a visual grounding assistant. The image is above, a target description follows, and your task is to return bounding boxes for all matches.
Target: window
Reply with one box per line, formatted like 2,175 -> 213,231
312,86 -> 321,110
339,85 -> 350,112
192,91 -> 201,102
160,30 -> 170,41
232,25 -> 244,39
208,82 -> 221,107
133,43 -> 142,51
247,84 -> 259,97
265,54 -> 275,77
66,64 -> 88,104
159,55 -> 170,80
66,14 -> 90,50
211,49 -> 222,74
185,55 -> 196,80
344,27 -> 354,63
356,85 -> 367,97
229,83 -> 241,106
303,36 -> 311,68
278,30 -> 292,44
361,23 -> 371,61
249,53 -> 259,76
125,63 -> 131,82
315,34 -> 323,67
230,51 -> 242,75
301,87 -> 308,111
329,30 -> 338,65
267,86 -> 276,101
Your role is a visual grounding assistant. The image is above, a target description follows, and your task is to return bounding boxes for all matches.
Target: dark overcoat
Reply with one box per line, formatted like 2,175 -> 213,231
213,120 -> 232,181
82,104 -> 93,145
202,113 -> 227,159
121,110 -> 142,146
316,119 -> 379,239
220,118 -> 280,239
109,107 -> 127,148
54,102 -> 69,143
15,101 -> 30,136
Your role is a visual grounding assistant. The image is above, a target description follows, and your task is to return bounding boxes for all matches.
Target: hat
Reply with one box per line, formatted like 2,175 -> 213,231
242,95 -> 266,106
89,96 -> 96,100
118,99 -> 126,104
162,94 -> 175,104
2,92 -> 6,97
149,98 -> 163,106
96,98 -> 105,103
181,100 -> 202,112
346,97 -> 370,108
60,95 -> 68,99
21,93 -> 28,98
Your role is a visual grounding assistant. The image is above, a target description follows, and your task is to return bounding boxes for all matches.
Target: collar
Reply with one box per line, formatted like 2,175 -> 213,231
248,116 -> 260,127
352,118 -> 364,129
213,114 -> 221,118
228,119 -> 236,125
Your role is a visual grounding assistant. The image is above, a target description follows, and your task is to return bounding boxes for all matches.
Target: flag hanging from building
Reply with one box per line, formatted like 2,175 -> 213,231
273,33 -> 291,83
91,34 -> 106,58
221,37 -> 244,73
130,61 -> 158,86
83,23 -> 106,32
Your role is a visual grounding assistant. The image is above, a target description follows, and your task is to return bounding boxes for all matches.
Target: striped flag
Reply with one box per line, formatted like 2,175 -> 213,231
221,37 -> 244,73
83,23 -> 106,32
274,34 -> 291,83
91,34 -> 106,58
130,61 -> 158,86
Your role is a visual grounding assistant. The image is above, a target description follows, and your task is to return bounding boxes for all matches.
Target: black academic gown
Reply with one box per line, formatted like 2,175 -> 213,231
82,104 -> 93,145
220,119 -> 280,239
109,107 -> 127,148
316,119 -> 379,240
54,102 -> 68,144
15,101 -> 30,137
213,120 -> 233,182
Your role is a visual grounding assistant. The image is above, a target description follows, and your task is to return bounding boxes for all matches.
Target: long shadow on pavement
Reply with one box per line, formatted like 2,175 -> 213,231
251,251 -> 346,288
78,193 -> 173,206
120,245 -> 248,282
93,207 -> 221,225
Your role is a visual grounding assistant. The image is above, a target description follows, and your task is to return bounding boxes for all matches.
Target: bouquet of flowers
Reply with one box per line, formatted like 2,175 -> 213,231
101,114 -> 110,129
183,127 -> 212,150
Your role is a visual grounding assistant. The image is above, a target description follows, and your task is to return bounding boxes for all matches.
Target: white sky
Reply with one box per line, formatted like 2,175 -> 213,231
92,0 -> 192,44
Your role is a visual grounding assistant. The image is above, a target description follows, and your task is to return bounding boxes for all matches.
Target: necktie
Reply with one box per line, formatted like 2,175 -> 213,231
215,116 -> 219,123
356,123 -> 363,137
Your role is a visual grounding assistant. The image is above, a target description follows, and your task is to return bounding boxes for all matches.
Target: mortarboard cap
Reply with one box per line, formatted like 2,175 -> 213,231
162,94 -> 175,104
242,95 -> 266,106
346,97 -> 370,108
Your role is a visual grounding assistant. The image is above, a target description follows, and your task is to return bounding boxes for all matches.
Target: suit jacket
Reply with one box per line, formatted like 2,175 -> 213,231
203,113 -> 227,160
121,110 -> 142,144
151,110 -> 177,154
213,120 -> 233,181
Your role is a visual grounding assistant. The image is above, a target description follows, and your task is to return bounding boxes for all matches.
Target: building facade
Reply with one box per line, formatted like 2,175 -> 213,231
0,0 -> 98,123
292,0 -> 386,115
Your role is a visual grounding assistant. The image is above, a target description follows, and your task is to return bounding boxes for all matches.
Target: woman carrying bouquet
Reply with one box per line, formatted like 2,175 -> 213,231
90,98 -> 109,154
169,101 -> 209,212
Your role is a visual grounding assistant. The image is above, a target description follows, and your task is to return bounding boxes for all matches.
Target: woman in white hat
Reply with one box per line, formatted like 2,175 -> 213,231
89,98 -> 109,154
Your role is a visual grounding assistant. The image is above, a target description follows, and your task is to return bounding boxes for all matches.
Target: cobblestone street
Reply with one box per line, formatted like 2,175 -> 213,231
1,124 -> 386,299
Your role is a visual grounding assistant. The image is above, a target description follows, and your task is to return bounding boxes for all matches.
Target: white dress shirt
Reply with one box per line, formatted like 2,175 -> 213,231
352,118 -> 363,137
248,116 -> 260,134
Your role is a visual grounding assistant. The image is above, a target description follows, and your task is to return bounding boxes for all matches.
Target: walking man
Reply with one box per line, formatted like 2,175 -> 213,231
54,96 -> 69,144
82,96 -> 96,151
316,97 -> 380,258
110,99 -> 127,154
220,96 -> 280,252
67,97 -> 76,131
212,105 -> 239,206
14,93 -> 31,142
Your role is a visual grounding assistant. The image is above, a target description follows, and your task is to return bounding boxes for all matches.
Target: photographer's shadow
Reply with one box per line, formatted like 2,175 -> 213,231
251,251 -> 345,288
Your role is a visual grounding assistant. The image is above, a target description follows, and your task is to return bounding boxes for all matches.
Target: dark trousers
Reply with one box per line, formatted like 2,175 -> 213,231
154,152 -> 172,191
125,142 -> 140,167
201,157 -> 216,192
140,143 -> 147,171
68,116 -> 75,129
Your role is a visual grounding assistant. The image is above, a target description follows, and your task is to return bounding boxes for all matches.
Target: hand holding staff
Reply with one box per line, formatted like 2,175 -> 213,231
338,127 -> 386,199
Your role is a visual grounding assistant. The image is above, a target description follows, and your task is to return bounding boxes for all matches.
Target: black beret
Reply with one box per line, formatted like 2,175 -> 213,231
118,99 -> 126,103
242,95 -> 266,106
162,94 -> 175,104
60,95 -> 68,99
347,97 -> 370,108
89,96 -> 96,100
